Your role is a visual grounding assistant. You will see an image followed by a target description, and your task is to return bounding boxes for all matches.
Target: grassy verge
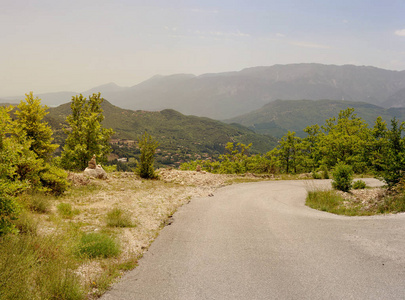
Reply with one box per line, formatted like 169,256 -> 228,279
306,187 -> 405,216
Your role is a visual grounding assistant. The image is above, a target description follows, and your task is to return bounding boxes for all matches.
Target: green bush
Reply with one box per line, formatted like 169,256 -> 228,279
320,165 -> 330,179
75,232 -> 120,258
312,171 -> 321,179
39,164 -> 69,196
332,163 -> 353,192
353,180 -> 367,190
0,181 -> 20,236
106,208 -> 135,228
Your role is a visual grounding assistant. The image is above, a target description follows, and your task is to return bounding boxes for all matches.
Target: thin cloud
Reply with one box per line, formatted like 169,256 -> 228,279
395,29 -> 405,36
290,41 -> 330,49
276,33 -> 286,38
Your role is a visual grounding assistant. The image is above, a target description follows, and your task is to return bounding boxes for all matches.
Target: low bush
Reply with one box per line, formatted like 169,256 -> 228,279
320,165 -> 329,179
312,171 -> 321,179
0,181 -> 21,236
75,232 -> 120,258
353,180 -> 367,190
106,208 -> 135,228
332,163 -> 353,192
39,164 -> 69,196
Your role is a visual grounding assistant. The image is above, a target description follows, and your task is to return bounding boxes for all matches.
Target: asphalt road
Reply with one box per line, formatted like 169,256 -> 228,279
102,179 -> 405,300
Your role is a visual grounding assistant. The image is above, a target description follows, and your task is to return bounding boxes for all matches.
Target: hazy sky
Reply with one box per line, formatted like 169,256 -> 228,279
1,0 -> 405,97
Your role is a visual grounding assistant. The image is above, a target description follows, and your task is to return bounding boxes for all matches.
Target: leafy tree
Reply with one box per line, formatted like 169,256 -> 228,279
275,131 -> 303,173
136,132 -> 159,179
218,142 -> 252,174
374,118 -> 405,188
13,92 -> 58,161
302,124 -> 323,172
319,108 -> 370,172
61,93 -> 114,171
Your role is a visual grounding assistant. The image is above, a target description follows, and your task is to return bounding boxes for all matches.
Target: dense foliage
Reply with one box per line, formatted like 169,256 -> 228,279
0,95 -> 68,234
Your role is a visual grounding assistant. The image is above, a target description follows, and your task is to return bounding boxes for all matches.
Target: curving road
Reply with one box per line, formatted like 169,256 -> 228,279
102,179 -> 405,299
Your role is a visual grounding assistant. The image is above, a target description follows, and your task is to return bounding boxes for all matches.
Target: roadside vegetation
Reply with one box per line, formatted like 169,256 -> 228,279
1,91 -> 405,298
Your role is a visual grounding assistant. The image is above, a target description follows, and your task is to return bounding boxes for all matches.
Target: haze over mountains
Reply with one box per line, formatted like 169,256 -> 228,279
3,63 -> 405,120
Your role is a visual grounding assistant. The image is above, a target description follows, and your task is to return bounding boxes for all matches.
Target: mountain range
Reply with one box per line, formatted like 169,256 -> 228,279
3,63 -> 405,120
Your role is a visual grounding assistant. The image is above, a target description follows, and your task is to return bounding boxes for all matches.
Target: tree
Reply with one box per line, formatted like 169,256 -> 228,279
302,124 -> 323,172
61,93 -> 114,171
136,132 -> 159,179
319,108 -> 371,172
13,92 -> 58,161
373,118 -> 405,188
276,131 -> 303,173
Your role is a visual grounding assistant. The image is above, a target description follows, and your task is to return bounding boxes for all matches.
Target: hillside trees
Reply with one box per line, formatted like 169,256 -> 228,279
61,93 -> 114,171
181,107 -> 405,184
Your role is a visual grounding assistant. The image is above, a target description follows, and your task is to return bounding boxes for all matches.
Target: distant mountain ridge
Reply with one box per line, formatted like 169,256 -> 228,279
3,63 -> 405,119
226,99 -> 405,138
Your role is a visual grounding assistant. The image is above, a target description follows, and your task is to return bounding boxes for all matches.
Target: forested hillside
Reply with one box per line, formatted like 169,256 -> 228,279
226,99 -> 405,138
46,100 -> 277,167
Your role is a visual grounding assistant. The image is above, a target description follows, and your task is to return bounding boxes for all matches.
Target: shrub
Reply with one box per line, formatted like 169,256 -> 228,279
39,164 -> 69,196
353,180 -> 367,190
312,171 -> 321,179
332,163 -> 353,192
320,165 -> 330,179
75,232 -> 120,258
0,181 -> 20,236
106,208 -> 135,228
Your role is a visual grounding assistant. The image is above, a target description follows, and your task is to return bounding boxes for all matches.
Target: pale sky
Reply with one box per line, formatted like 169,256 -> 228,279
1,0 -> 405,97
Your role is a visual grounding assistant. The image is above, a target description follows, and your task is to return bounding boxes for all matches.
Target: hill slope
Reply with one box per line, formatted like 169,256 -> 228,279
225,99 -> 405,138
46,101 -> 277,166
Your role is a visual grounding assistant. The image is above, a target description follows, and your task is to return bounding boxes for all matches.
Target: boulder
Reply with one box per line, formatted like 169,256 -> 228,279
84,165 -> 108,179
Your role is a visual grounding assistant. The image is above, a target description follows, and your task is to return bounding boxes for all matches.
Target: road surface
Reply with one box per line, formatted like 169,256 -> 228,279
102,179 -> 405,299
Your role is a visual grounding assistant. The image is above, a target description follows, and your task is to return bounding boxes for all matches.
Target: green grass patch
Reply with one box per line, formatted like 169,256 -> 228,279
57,202 -> 80,219
0,234 -> 84,300
106,208 -> 136,228
75,232 -> 120,259
306,189 -> 371,216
